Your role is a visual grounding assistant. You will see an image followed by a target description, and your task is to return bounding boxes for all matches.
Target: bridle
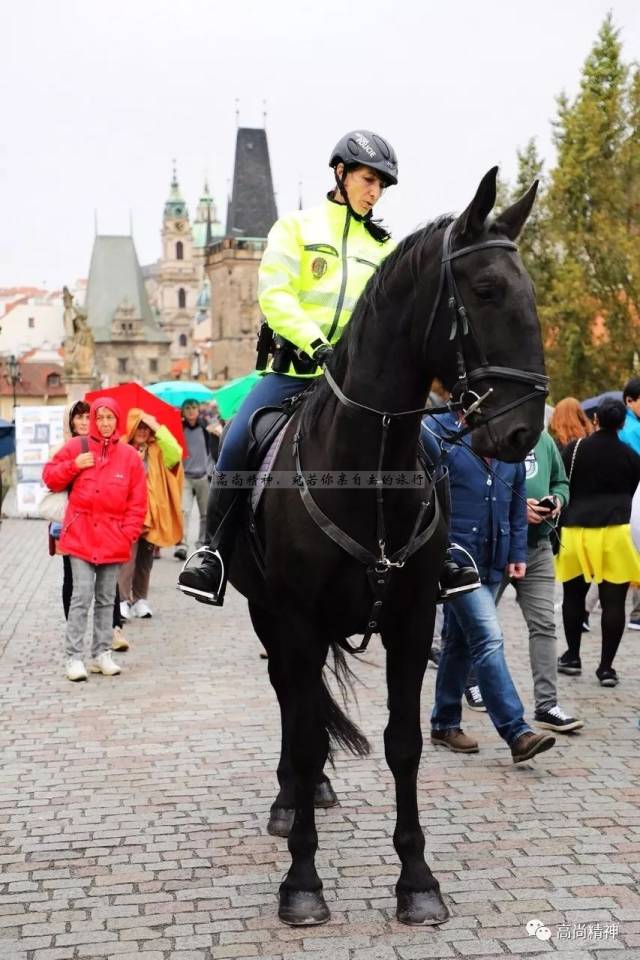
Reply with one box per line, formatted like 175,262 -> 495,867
292,220 -> 549,653
428,221 -> 549,439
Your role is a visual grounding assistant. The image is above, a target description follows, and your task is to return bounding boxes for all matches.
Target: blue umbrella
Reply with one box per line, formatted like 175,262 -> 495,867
0,419 -> 15,459
581,390 -> 623,413
147,380 -> 215,408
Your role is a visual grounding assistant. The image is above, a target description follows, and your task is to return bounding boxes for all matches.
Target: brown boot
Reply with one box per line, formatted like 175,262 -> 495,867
510,731 -> 555,764
430,728 -> 479,753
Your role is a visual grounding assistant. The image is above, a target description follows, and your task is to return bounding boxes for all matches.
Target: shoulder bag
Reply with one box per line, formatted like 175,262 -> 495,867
39,437 -> 89,523
552,437 -> 582,555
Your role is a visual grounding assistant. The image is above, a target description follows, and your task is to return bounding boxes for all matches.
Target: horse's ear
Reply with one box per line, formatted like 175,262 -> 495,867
453,167 -> 498,244
494,180 -> 539,240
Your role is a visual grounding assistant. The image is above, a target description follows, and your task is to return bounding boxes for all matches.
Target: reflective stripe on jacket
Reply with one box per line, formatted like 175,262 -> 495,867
257,198 -> 394,377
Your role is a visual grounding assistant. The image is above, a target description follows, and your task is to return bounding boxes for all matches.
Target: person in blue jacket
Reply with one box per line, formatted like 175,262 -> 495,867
618,377 -> 640,455
421,412 -> 556,764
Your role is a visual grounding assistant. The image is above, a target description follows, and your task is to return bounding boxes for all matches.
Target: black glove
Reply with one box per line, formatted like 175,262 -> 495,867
313,343 -> 334,368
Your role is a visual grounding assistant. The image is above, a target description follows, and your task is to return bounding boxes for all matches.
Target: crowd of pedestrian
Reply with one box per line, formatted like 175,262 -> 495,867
38,124 -> 640,782
42,396 -> 221,680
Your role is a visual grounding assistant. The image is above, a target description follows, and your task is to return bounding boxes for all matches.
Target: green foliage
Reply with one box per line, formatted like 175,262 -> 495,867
500,14 -> 640,400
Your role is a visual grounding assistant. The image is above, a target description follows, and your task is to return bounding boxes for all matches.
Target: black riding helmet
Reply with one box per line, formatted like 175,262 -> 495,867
329,130 -> 398,186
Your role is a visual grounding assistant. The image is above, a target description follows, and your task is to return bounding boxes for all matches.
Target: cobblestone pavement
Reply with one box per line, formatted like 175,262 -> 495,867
1,518 -> 639,960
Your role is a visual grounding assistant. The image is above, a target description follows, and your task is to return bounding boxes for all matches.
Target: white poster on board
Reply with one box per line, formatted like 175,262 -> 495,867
14,405 -> 65,517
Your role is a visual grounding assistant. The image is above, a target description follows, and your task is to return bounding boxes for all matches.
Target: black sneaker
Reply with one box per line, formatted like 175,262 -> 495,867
174,545 -> 187,561
464,685 -> 486,712
596,667 -> 619,687
177,551 -> 225,606
535,705 -> 584,733
581,615 -> 590,633
557,651 -> 582,675
438,561 -> 481,601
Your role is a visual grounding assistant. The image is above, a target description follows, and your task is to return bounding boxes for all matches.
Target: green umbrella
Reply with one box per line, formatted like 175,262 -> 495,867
147,380 -> 215,407
212,371 -> 262,420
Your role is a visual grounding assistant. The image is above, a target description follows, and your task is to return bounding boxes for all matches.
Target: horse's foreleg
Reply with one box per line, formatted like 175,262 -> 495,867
277,633 -> 330,926
383,623 -> 449,926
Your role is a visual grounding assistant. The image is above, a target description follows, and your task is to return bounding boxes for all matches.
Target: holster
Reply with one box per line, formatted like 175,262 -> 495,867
255,320 -> 275,371
271,335 -> 319,375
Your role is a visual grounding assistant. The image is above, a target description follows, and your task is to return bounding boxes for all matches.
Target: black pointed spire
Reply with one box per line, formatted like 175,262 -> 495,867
225,127 -> 277,239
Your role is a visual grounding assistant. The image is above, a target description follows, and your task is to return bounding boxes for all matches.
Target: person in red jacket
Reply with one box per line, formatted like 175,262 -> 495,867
42,397 -> 147,681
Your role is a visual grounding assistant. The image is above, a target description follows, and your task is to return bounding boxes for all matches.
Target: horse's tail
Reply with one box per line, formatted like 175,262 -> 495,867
321,641 -> 370,760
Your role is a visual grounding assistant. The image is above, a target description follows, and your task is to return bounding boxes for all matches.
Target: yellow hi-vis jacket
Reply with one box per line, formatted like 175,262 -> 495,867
257,197 -> 395,377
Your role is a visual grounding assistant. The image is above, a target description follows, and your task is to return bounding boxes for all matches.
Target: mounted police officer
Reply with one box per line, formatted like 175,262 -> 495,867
178,130 -> 479,607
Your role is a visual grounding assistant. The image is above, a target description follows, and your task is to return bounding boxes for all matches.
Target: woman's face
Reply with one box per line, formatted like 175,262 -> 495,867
72,411 -> 90,436
133,423 -> 152,447
96,407 -> 117,438
340,164 -> 386,216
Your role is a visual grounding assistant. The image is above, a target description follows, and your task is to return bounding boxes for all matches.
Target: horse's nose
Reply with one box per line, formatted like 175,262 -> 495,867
504,425 -> 537,456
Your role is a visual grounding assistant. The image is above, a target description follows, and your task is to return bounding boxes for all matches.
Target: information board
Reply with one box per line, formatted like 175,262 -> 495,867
15,405 -> 65,516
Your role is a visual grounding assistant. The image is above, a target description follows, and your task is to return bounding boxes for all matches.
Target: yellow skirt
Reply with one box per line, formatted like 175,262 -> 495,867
555,524 -> 640,584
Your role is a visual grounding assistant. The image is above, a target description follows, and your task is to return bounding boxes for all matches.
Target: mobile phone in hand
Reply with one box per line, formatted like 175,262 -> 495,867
537,496 -> 556,511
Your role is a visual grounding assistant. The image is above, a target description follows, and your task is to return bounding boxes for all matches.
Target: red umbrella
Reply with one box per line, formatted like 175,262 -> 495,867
85,382 -> 186,457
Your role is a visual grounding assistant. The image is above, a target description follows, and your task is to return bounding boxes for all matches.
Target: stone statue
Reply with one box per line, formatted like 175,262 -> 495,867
63,286 -> 96,380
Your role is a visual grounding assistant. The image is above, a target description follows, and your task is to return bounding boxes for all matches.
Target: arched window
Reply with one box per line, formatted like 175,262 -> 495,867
178,288 -> 186,309
178,333 -> 188,348
176,241 -> 184,260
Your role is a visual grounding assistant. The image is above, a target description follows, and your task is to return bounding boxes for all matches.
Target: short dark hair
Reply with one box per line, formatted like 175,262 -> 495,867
181,398 -> 200,411
69,400 -> 90,436
622,377 -> 640,401
597,398 -> 626,431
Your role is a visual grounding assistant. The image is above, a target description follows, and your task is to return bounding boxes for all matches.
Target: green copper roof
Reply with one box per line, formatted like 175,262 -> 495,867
164,165 -> 189,221
193,218 -> 224,248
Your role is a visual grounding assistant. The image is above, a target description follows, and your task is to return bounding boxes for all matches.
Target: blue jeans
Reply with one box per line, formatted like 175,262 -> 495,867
431,583 -> 531,745
217,373 -> 309,472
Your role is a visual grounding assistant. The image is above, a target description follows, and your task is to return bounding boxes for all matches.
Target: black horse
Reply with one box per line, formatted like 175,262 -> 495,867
228,168 -> 548,927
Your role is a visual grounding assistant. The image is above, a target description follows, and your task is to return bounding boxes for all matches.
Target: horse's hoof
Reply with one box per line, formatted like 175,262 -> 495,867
267,807 -> 295,837
396,889 -> 450,926
314,780 -> 339,808
278,888 -> 330,926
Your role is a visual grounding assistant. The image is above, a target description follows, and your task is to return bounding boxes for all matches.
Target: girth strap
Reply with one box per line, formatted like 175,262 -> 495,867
293,431 -> 440,652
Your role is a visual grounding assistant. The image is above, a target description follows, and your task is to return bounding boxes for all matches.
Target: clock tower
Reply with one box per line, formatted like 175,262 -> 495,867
155,165 -> 199,362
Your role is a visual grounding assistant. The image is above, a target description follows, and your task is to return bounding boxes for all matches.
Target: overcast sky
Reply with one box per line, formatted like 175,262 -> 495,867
2,0 -> 639,290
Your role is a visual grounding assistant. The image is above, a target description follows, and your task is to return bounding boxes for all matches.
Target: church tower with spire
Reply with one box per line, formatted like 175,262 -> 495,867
197,126 -> 278,381
156,165 -> 199,365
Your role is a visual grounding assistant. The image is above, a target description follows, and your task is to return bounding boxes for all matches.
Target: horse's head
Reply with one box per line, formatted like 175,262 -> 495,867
428,167 -> 547,462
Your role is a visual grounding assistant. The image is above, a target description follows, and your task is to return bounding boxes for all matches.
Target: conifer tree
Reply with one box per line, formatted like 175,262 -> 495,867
540,14 -> 638,398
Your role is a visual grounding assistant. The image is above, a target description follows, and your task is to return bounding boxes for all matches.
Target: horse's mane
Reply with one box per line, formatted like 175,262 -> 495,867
300,214 -> 454,429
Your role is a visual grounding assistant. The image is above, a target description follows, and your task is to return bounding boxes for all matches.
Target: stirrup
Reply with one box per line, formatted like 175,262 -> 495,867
437,542 -> 481,603
177,546 -> 226,606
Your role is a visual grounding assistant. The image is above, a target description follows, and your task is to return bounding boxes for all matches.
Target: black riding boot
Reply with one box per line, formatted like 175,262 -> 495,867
177,475 -> 241,606
433,469 -> 481,602
438,553 -> 481,601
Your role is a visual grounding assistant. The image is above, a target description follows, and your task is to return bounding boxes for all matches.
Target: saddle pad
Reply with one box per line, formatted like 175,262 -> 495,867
250,421 -> 290,514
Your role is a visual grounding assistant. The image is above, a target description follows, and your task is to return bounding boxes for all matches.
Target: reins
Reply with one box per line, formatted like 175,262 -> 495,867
292,221 -> 550,652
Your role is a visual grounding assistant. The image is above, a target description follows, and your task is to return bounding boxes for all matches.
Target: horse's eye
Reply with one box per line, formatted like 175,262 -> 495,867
474,286 -> 496,301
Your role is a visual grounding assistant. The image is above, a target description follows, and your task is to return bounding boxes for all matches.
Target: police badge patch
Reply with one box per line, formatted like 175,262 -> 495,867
311,256 -> 328,279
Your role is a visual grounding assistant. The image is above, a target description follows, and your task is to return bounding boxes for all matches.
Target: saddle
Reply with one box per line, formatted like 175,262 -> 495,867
247,405 -> 290,471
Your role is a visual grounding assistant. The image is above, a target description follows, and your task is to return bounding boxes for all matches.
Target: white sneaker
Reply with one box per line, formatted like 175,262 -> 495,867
130,598 -> 153,618
66,659 -> 88,682
90,651 -> 122,676
120,600 -> 132,621
112,626 -> 129,651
